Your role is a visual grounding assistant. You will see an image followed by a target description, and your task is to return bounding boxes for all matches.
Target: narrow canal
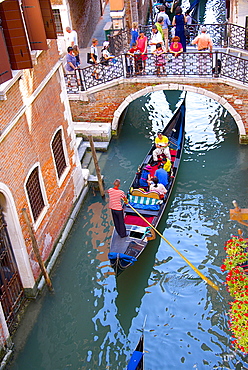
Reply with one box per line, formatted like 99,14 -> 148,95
9,90 -> 248,369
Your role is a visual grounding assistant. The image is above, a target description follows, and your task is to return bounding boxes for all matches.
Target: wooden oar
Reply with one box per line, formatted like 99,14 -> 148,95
127,203 -> 219,291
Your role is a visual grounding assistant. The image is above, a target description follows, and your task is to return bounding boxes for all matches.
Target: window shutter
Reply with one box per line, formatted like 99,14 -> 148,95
52,130 -> 67,179
39,0 -> 57,39
0,0 -> 33,70
22,0 -> 48,50
0,26 -> 12,84
26,167 -> 45,222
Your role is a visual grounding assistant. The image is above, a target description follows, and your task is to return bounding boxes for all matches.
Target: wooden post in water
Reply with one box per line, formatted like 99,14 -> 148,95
22,208 -> 53,292
88,135 -> 105,197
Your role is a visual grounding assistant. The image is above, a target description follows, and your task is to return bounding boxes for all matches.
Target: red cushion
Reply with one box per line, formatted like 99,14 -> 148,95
124,215 -> 154,227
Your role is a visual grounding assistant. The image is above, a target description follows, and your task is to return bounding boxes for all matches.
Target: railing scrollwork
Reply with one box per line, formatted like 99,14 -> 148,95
65,50 -> 248,93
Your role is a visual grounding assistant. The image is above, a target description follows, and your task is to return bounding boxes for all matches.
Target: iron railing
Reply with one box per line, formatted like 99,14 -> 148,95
108,28 -> 130,56
65,51 -> 248,93
0,207 -> 25,334
65,55 -> 125,93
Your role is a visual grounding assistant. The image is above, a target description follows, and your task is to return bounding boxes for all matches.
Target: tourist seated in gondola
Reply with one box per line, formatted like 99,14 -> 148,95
139,164 -> 152,190
148,176 -> 167,197
162,157 -> 171,173
153,131 -> 171,162
155,164 -> 169,187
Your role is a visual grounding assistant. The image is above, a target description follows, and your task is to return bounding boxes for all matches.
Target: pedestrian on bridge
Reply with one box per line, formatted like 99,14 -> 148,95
154,5 -> 171,52
130,22 -> 139,48
65,46 -> 79,87
192,26 -> 213,75
90,38 -> 100,80
172,7 -> 187,52
137,31 -> 148,73
192,26 -> 213,52
65,27 -> 78,48
149,25 -> 163,53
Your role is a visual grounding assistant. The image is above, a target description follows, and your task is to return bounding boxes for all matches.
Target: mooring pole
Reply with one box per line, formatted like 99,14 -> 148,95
22,208 -> 53,292
88,135 -> 105,197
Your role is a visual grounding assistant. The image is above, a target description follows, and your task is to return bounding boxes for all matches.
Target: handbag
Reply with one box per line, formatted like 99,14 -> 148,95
87,53 -> 97,64
100,56 -> 109,66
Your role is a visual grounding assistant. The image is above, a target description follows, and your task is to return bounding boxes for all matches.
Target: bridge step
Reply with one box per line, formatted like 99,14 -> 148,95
79,140 -> 110,151
77,139 -> 109,160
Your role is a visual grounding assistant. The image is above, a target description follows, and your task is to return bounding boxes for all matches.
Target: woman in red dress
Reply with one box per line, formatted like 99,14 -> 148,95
137,30 -> 148,73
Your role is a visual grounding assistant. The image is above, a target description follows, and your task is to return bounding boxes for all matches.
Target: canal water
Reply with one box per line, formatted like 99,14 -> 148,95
9,90 -> 248,370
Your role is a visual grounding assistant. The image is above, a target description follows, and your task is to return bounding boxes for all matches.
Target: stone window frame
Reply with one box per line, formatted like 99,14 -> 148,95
24,163 -> 48,231
50,126 -> 70,187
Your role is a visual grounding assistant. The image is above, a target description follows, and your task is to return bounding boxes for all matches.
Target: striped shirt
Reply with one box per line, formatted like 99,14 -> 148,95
108,188 -> 125,210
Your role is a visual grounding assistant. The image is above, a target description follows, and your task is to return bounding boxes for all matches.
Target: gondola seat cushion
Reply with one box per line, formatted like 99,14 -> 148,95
127,194 -> 162,210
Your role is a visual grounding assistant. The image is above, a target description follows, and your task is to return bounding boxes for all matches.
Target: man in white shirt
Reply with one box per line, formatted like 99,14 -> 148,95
149,25 -> 163,52
65,27 -> 78,47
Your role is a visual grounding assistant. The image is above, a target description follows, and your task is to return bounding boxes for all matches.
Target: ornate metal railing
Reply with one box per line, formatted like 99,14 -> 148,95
108,28 -> 130,56
65,55 -> 125,93
65,50 -> 248,93
228,23 -> 248,50
0,207 -> 25,334
220,53 -> 248,84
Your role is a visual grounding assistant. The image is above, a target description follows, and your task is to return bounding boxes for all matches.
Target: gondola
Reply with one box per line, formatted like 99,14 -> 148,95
126,317 -> 147,370
127,333 -> 144,370
108,94 -> 186,276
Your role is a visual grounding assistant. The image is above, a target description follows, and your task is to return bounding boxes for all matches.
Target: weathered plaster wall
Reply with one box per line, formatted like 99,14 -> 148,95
67,0 -> 102,47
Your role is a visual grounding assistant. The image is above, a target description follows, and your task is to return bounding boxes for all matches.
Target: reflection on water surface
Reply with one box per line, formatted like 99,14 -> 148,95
9,91 -> 248,370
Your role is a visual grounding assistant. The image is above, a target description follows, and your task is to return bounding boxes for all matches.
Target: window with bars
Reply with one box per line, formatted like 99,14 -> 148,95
52,130 -> 67,179
52,9 -> 63,35
26,167 -> 45,222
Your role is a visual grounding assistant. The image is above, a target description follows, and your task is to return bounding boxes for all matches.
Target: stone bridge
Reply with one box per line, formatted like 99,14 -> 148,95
70,77 -> 248,144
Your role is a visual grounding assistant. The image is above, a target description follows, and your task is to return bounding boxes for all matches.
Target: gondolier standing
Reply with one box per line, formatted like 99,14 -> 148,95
108,179 -> 127,238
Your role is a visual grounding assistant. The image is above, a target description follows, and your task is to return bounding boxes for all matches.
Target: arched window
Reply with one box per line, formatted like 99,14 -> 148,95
26,167 -> 45,222
51,129 -> 67,179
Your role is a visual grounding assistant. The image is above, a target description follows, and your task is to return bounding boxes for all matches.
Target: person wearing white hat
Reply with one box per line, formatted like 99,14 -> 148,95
101,41 -> 115,65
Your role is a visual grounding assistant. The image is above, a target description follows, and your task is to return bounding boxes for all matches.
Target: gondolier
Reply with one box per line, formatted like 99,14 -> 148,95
108,179 -> 127,238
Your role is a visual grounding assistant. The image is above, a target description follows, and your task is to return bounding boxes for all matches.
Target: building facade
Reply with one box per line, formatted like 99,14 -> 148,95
0,0 -> 86,353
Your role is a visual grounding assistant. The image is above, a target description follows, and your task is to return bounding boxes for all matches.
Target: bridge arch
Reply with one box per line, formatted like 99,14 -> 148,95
112,84 -> 245,140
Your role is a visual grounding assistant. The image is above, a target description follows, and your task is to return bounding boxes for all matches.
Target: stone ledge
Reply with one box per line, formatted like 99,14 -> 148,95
73,121 -> 111,141
239,135 -> 248,144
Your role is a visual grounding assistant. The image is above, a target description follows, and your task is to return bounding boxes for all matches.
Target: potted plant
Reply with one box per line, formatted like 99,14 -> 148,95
221,236 -> 248,354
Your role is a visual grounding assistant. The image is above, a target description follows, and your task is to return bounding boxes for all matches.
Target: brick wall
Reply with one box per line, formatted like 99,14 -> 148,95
69,80 -> 248,137
0,41 -> 79,280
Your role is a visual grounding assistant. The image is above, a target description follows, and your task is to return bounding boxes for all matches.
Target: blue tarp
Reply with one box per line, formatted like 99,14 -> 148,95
128,202 -> 160,211
108,252 -> 137,265
127,351 -> 143,370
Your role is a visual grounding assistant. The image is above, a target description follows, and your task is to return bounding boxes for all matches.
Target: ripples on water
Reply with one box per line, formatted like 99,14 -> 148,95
10,91 -> 248,370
